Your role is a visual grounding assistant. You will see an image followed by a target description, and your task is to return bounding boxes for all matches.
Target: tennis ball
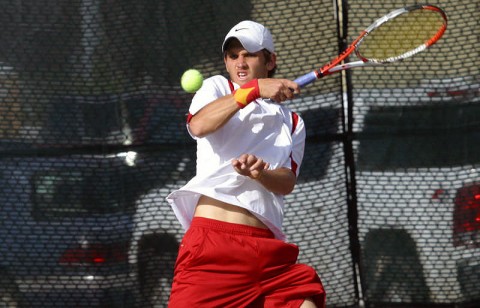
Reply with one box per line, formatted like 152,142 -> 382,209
181,69 -> 203,93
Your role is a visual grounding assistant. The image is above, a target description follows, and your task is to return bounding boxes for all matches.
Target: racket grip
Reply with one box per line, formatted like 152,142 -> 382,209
293,72 -> 318,88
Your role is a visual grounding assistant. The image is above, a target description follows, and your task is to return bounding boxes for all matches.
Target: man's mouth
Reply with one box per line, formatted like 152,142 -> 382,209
238,72 -> 248,80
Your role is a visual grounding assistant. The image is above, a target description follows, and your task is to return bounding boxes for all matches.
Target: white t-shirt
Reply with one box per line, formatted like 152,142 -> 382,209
166,75 -> 306,240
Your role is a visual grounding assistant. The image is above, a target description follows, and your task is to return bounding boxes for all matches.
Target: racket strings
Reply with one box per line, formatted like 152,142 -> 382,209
357,9 -> 446,63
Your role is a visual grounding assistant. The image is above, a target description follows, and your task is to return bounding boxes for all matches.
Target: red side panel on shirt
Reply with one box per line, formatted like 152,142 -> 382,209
291,112 -> 299,134
186,113 -> 193,124
290,112 -> 299,175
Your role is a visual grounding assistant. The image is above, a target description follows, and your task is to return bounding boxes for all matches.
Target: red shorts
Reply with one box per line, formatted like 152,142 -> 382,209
168,217 -> 325,308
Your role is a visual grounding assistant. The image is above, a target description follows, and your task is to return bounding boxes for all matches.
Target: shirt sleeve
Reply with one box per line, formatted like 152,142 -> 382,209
186,76 -> 231,139
189,75 -> 230,115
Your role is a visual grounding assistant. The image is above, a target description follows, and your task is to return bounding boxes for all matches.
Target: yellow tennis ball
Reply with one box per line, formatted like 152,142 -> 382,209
181,69 -> 203,93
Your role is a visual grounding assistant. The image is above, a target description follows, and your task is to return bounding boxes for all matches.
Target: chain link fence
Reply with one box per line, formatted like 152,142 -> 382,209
0,0 -> 478,307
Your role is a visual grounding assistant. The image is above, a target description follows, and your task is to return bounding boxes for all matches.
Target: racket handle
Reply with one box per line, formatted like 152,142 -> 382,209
294,71 -> 318,88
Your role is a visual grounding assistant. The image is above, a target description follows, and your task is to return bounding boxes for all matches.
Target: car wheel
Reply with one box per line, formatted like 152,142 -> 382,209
363,229 -> 430,305
137,233 -> 178,308
0,276 -> 21,308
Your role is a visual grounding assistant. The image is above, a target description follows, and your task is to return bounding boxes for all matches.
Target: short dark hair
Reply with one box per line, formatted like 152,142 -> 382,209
263,49 -> 277,78
223,38 -> 277,78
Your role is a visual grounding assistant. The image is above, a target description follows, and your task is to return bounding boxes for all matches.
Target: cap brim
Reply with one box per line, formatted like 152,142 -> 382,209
222,36 -> 264,53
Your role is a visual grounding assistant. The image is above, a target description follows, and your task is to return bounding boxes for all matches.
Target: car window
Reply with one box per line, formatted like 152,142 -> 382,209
356,102 -> 480,170
32,167 -> 129,219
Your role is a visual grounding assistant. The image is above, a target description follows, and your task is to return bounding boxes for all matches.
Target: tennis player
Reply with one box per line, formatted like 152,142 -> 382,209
167,20 -> 325,307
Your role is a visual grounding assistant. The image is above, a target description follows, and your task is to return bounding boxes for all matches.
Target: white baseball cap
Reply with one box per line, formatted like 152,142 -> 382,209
222,20 -> 275,53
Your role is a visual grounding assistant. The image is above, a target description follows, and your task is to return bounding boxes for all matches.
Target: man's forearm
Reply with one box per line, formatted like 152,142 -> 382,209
255,167 -> 296,195
188,94 -> 240,138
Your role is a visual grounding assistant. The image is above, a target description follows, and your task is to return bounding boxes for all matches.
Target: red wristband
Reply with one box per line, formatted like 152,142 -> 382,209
234,79 -> 260,108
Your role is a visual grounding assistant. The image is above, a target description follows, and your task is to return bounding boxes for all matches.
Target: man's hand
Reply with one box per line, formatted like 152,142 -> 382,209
232,154 -> 269,180
258,78 -> 300,103
232,154 -> 297,195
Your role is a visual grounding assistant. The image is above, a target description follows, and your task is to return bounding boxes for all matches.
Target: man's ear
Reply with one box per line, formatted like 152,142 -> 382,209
224,56 -> 230,74
266,53 -> 277,71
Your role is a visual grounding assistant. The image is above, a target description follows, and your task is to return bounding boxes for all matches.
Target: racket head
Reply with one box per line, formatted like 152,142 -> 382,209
355,4 -> 447,64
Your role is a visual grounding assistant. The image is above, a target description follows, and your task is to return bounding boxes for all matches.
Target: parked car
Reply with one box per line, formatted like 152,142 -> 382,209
0,150 -> 142,307
126,148 -> 195,307
353,77 -> 480,306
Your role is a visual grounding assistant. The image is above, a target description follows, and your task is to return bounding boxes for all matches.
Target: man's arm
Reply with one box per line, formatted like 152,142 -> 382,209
232,154 -> 296,195
188,93 -> 239,138
255,167 -> 296,195
188,78 -> 300,138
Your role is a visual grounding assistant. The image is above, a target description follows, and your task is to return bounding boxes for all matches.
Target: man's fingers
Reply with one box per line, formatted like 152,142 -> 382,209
259,79 -> 300,102
249,158 -> 264,172
232,154 -> 269,178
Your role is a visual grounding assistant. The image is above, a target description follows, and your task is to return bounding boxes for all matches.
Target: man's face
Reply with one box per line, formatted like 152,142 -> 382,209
224,39 -> 275,86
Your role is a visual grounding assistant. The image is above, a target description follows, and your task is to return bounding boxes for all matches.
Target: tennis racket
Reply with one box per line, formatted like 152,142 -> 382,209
294,4 -> 448,87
